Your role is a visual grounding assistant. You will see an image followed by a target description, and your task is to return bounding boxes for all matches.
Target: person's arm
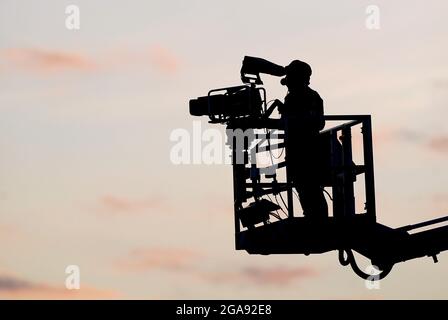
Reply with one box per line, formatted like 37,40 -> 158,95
317,95 -> 325,131
263,99 -> 283,119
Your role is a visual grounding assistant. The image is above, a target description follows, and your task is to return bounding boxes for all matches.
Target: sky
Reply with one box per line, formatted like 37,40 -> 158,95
0,0 -> 448,299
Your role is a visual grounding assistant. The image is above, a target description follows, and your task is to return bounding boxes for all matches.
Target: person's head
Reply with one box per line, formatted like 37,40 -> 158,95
281,60 -> 312,91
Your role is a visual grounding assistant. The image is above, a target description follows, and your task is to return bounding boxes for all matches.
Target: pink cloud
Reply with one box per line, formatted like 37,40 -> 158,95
203,194 -> 234,216
432,193 -> 448,204
148,45 -> 181,75
372,128 -> 398,147
0,45 -> 181,76
0,224 -> 24,241
98,194 -> 168,215
0,273 -> 120,299
427,136 -> 448,154
199,266 -> 318,286
116,247 -> 201,271
431,193 -> 448,214
334,125 -> 396,154
115,247 -> 316,287
372,127 -> 422,148
0,48 -> 96,74
245,266 -> 317,285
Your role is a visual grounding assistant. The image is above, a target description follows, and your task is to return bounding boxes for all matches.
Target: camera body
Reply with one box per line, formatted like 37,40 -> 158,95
189,85 -> 264,124
189,56 -> 285,124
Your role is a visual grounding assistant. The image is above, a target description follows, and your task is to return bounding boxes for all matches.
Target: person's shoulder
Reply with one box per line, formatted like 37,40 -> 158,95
307,87 -> 321,97
307,87 -> 323,102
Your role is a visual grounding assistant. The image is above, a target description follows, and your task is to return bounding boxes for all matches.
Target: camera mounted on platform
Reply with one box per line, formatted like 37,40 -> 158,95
189,56 -> 285,124
188,56 -> 448,281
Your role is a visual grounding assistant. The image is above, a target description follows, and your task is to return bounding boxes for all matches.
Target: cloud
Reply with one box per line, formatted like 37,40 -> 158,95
246,266 -> 317,285
432,78 -> 448,89
107,45 -> 182,74
115,247 -> 316,287
367,128 -> 448,156
148,45 -> 181,75
116,247 -> 201,271
115,246 -> 316,287
202,194 -> 234,217
393,129 -> 425,143
372,127 -> 424,147
0,45 -> 181,76
427,136 -> 448,154
198,266 -> 318,286
0,275 -> 33,291
432,193 -> 448,204
0,224 -> 24,241
97,194 -> 169,215
0,274 -> 120,299
430,193 -> 448,214
0,48 -> 96,74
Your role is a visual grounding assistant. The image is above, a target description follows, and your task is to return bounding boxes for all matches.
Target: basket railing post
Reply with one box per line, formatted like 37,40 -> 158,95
362,116 -> 376,221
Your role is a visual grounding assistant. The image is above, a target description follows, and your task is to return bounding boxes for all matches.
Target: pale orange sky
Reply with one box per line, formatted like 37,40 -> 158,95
1,0 -> 448,299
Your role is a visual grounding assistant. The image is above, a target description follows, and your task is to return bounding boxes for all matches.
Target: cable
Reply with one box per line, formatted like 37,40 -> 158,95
275,195 -> 288,217
277,192 -> 288,212
267,192 -> 288,218
265,128 -> 284,160
272,146 -> 285,159
262,126 -> 291,217
265,194 -> 285,220
270,212 -> 281,220
261,99 -> 275,115
323,188 -> 333,201
338,249 -> 393,280
293,189 -> 299,200
269,193 -> 288,217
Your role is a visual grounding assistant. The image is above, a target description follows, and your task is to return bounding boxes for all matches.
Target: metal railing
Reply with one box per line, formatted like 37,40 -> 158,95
231,115 -> 377,240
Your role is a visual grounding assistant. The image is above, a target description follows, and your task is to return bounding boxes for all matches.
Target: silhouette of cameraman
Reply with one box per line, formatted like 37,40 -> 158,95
270,60 -> 329,219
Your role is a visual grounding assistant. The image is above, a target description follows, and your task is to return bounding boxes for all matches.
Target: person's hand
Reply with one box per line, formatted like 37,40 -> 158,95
276,99 -> 285,114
